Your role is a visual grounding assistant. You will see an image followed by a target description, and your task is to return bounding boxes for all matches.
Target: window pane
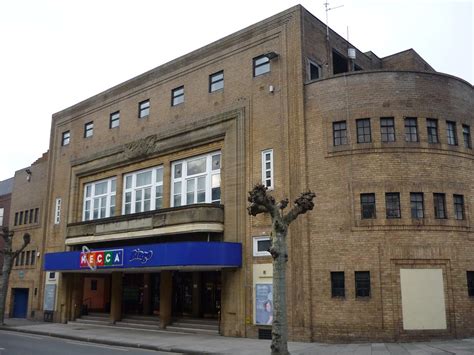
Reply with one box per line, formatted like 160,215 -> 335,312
257,239 -> 271,252
174,163 -> 182,178
136,171 -> 152,187
156,168 -> 163,183
125,175 -> 132,189
212,154 -> 221,170
187,158 -> 206,175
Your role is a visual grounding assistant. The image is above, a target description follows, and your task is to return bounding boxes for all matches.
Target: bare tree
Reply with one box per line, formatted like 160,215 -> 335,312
248,184 -> 315,355
0,227 -> 31,324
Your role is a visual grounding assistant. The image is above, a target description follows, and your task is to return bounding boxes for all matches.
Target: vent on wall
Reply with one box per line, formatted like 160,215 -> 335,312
258,328 -> 272,339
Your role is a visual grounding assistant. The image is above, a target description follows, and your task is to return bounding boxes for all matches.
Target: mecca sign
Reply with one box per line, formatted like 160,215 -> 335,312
80,247 -> 124,270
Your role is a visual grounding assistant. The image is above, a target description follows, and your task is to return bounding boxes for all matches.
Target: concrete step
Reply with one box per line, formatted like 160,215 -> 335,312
115,321 -> 161,331
80,315 -> 110,321
85,312 -> 109,318
173,317 -> 218,325
166,325 -> 219,335
122,314 -> 160,322
171,322 -> 218,331
120,318 -> 160,326
72,318 -> 110,326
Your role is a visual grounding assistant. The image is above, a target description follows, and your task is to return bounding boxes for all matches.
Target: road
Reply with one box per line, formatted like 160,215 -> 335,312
0,330 -> 182,355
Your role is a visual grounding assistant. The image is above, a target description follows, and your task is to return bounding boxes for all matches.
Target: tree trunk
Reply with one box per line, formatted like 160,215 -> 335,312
271,227 -> 289,355
0,253 -> 13,325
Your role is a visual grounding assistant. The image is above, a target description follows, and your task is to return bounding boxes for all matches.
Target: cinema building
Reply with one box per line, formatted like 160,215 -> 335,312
41,5 -> 473,342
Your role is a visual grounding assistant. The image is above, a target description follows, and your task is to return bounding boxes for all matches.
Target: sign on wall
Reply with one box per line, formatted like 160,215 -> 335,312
255,283 -> 273,325
43,284 -> 56,311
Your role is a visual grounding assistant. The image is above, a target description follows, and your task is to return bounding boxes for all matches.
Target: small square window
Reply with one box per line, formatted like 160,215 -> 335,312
209,71 -> 224,92
253,55 -> 270,77
410,193 -> 424,219
356,118 -> 371,143
453,194 -> 465,220
446,121 -> 457,145
62,131 -> 70,146
355,271 -> 371,298
139,100 -> 150,118
360,193 -> 376,219
427,119 -> 439,144
385,193 -> 401,219
49,272 -> 56,280
308,60 -> 321,80
404,117 -> 418,142
172,86 -> 184,106
380,117 -> 395,142
84,122 -> 93,138
110,111 -> 120,129
467,271 -> 474,297
253,236 -> 271,257
434,193 -> 447,219
331,272 -> 345,298
333,121 -> 347,146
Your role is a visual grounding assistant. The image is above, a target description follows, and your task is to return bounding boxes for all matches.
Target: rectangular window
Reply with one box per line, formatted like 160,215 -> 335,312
380,117 -> 395,142
91,279 -> 97,291
61,131 -> 70,146
385,193 -> 401,219
0,207 -> 4,226
356,118 -> 371,143
14,212 -> 18,226
24,210 -> 29,224
28,209 -> 34,224
427,119 -> 439,144
463,124 -> 472,149
453,194 -> 465,220
262,149 -> 274,190
253,236 -> 271,257
360,193 -> 376,219
34,208 -> 39,223
20,251 -> 25,266
54,198 -> 61,224
123,167 -> 163,215
19,211 -> 23,225
355,271 -> 371,298
434,193 -> 447,219
84,121 -> 93,138
404,117 -> 418,142
25,251 -> 30,266
110,111 -> 120,129
253,55 -> 270,77
308,60 -> 321,80
333,121 -> 347,146
468,271 -> 474,297
171,152 -> 221,207
30,250 -> 36,266
209,71 -> 224,92
171,86 -> 184,106
15,254 -> 20,266
446,121 -> 457,145
138,99 -> 150,118
410,193 -> 424,218
331,272 -> 345,298
83,177 -> 117,221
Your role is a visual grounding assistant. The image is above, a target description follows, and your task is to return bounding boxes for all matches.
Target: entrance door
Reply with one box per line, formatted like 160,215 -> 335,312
201,271 -> 221,318
12,288 -> 29,318
172,272 -> 193,316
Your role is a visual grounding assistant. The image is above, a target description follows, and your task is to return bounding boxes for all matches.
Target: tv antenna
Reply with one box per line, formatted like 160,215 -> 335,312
324,1 -> 344,40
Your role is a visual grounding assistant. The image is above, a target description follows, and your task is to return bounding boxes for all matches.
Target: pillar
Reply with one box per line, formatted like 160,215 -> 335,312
160,271 -> 172,328
58,273 -> 71,324
70,274 -> 84,320
110,272 -> 123,323
192,272 -> 202,318
143,273 -> 151,315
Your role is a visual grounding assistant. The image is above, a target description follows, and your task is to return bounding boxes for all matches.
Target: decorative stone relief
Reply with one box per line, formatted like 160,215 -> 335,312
124,135 -> 160,159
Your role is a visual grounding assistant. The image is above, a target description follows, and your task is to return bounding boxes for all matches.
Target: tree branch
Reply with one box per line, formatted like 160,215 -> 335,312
283,191 -> 316,224
247,184 -> 279,218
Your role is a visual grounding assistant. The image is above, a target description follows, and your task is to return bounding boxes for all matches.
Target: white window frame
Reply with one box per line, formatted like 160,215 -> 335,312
307,59 -> 321,81
83,177 -> 116,221
122,166 -> 163,215
171,151 -> 221,207
54,198 -> 61,224
0,207 -> 4,226
253,236 -> 271,257
261,149 -> 274,190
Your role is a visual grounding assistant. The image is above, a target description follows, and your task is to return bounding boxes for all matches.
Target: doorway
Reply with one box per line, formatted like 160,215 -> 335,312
12,288 -> 29,318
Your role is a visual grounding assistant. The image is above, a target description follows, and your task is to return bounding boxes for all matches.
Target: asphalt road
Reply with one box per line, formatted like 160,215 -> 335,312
0,330 -> 182,355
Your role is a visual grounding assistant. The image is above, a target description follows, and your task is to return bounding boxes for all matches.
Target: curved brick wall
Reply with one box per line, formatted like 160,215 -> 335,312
301,71 -> 473,342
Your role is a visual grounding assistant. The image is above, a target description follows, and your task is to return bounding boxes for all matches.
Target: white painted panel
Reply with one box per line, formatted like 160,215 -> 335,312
400,269 -> 447,330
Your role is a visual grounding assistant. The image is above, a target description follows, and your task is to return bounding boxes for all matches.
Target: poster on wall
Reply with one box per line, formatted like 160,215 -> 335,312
43,284 -> 56,311
255,283 -> 273,325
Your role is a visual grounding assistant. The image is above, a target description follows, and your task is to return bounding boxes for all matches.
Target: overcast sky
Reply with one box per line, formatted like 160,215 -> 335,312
0,0 -> 472,181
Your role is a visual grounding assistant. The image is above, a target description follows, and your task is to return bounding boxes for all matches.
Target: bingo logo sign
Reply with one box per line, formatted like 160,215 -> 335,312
80,246 -> 124,270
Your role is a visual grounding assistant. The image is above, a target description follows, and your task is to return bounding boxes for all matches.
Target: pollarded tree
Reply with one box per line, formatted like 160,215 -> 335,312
248,184 -> 315,355
0,227 -> 31,324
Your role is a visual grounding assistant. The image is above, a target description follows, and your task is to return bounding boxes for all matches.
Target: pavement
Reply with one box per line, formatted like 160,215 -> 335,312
1,318 -> 474,354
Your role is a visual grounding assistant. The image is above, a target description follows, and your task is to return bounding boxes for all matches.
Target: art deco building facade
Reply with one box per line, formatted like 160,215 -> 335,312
35,5 -> 474,342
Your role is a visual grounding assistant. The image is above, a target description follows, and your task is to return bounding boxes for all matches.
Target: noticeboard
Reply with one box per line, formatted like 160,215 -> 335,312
43,284 -> 56,311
